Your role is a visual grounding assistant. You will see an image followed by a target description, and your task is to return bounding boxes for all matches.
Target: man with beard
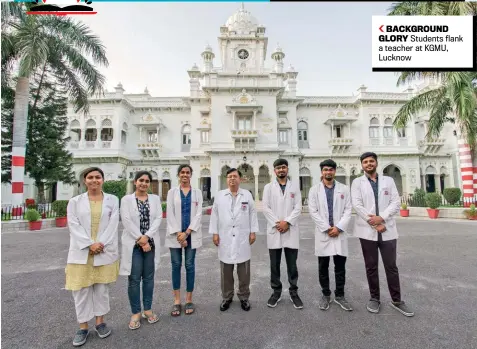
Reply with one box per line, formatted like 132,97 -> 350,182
351,152 -> 414,317
262,159 -> 303,309
308,159 -> 353,311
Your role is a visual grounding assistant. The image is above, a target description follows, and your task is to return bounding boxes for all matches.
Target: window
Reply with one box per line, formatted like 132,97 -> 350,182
237,117 -> 251,130
383,127 -> 393,138
201,130 -> 209,144
181,124 -> 191,151
279,130 -> 288,144
335,125 -> 342,138
297,121 -> 309,148
369,117 -> 380,139
397,128 -> 406,138
148,131 -> 157,142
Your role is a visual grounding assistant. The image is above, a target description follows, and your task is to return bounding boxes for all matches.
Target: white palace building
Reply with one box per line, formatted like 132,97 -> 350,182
2,5 -> 462,205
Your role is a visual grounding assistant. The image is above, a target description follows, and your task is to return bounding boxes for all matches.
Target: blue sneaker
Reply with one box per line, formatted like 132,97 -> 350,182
73,329 -> 89,347
94,323 -> 111,339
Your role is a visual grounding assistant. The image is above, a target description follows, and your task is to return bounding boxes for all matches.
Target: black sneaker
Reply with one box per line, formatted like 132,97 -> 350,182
94,323 -> 111,339
290,293 -> 304,309
319,295 -> 331,310
334,296 -> 353,311
240,299 -> 251,311
390,301 -> 414,317
367,299 -> 381,313
220,299 -> 232,311
267,293 -> 282,308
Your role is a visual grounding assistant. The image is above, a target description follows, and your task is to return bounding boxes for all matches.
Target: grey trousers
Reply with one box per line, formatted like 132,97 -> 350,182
72,283 -> 110,323
220,260 -> 251,301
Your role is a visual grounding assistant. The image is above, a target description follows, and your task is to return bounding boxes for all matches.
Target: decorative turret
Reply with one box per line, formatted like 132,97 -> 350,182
187,63 -> 201,97
114,82 -> 124,98
271,43 -> 285,73
201,44 -> 215,73
144,86 -> 149,95
286,65 -> 298,97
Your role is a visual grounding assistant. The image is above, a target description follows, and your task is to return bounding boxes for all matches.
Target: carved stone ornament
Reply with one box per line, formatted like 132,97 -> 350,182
232,89 -> 256,105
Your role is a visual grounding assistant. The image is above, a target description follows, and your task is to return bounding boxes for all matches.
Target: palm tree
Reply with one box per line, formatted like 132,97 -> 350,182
388,2 -> 477,204
2,2 -> 108,206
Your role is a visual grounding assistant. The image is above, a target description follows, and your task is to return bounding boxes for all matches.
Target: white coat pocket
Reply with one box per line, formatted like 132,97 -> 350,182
320,231 -> 330,242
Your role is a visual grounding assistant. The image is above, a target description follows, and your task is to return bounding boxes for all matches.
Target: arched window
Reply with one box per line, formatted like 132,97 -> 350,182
101,118 -> 114,142
369,117 -> 379,139
383,117 -> 393,138
84,119 -> 97,142
69,120 -> 81,142
181,124 -> 191,151
297,121 -> 309,148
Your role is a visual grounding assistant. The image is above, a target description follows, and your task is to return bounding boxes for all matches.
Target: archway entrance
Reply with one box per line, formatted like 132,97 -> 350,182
258,165 -> 270,200
237,163 -> 255,199
200,168 -> 211,201
299,167 -> 311,203
383,164 -> 403,195
424,165 -> 437,193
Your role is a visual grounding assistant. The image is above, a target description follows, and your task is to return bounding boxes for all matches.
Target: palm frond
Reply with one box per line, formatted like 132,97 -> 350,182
426,93 -> 453,140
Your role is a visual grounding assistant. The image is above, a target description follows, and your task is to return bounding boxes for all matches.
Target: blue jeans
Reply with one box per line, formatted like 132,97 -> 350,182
170,247 -> 196,292
128,245 -> 155,314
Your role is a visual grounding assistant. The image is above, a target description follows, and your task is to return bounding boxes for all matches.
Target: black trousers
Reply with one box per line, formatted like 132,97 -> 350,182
269,248 -> 298,295
318,255 -> 347,297
359,234 -> 401,302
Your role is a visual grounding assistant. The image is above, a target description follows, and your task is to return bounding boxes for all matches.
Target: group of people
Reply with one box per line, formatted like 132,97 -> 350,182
64,151 -> 414,347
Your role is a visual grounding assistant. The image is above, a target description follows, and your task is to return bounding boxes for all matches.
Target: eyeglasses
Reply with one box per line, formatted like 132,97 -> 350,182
274,166 -> 288,170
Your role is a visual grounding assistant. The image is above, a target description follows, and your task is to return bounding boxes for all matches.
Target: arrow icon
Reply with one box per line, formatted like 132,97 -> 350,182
379,25 -> 384,32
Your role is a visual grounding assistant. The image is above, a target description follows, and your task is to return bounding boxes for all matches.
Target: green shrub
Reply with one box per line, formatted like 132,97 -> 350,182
401,202 -> 408,210
161,202 -> 167,212
52,200 -> 69,217
443,188 -> 461,205
25,208 -> 41,222
425,192 -> 442,209
408,188 -> 426,207
103,180 -> 127,201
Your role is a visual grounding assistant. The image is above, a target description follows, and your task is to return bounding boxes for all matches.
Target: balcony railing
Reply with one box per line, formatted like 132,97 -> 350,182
231,129 -> 258,138
419,138 -> 445,154
137,143 -> 162,158
329,138 -> 353,153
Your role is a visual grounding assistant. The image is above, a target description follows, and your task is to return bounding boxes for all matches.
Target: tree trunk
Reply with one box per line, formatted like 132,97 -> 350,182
458,138 -> 475,207
10,76 -> 30,206
36,181 -> 46,204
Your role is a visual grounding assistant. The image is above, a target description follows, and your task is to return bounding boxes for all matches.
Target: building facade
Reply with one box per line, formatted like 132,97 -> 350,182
2,5 -> 463,204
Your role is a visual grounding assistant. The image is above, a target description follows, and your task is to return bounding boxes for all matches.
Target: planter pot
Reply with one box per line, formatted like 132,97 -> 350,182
12,207 -> 23,217
29,221 -> 42,230
162,212 -> 166,218
400,209 -> 409,217
468,216 -> 477,220
426,208 -> 440,219
206,208 -> 212,215
56,217 -> 67,227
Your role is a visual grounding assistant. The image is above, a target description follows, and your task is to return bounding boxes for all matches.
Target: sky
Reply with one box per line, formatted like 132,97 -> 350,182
79,2 -> 408,97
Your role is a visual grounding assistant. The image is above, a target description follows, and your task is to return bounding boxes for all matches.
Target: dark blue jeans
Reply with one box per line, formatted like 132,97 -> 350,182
128,245 -> 155,314
170,247 -> 196,292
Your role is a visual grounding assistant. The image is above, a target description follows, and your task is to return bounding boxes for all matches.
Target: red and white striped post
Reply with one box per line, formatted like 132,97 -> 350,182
11,146 -> 26,207
458,140 -> 474,207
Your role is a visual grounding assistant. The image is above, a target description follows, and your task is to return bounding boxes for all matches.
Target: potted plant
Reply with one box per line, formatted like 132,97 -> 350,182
464,204 -> 477,220
52,200 -> 69,227
25,208 -> 42,230
400,203 -> 409,217
206,197 -> 214,215
161,202 -> 167,218
425,192 -> 441,219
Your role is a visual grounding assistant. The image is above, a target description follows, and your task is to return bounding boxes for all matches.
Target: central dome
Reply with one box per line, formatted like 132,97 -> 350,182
225,4 -> 259,34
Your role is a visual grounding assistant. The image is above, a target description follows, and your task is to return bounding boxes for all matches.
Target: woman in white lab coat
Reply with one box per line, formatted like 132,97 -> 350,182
119,171 -> 162,330
166,165 -> 203,316
65,167 -> 119,347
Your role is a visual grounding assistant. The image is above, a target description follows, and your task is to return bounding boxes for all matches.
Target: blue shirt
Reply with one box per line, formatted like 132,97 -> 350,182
180,189 -> 192,247
324,182 -> 335,226
366,175 -> 379,216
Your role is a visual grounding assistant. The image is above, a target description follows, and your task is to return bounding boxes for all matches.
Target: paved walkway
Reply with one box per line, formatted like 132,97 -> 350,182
2,213 -> 476,349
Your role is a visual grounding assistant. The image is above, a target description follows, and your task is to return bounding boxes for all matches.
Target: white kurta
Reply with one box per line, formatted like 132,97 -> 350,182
308,181 -> 352,257
66,192 -> 120,266
262,179 -> 302,249
209,188 -> 260,264
165,187 -> 203,249
119,193 -> 162,276
351,175 -> 400,241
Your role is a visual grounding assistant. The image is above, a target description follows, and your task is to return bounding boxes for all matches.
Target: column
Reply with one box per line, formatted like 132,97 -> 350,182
159,180 -> 163,201
156,126 -> 160,142
330,122 -> 333,138
435,174 -> 441,193
232,111 -> 236,130
253,110 -> 257,129
127,180 -> 134,194
254,168 -> 259,201
421,174 -> 426,190
81,127 -> 86,147
345,176 -> 350,187
96,127 -> 101,148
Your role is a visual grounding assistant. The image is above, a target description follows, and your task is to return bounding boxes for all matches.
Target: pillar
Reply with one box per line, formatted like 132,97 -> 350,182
96,127 -> 101,148
254,168 -> 259,201
435,174 -> 441,193
458,139 -> 474,206
127,180 -> 134,194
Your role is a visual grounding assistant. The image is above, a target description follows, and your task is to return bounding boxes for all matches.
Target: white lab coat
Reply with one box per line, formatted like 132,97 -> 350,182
308,181 -> 352,257
165,187 -> 203,249
262,179 -> 302,249
66,192 -> 120,266
351,175 -> 400,241
119,193 -> 162,275
209,188 -> 260,264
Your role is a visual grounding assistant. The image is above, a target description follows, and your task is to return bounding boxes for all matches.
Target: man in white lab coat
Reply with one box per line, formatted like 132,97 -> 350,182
209,167 -> 259,312
262,158 -> 303,309
308,159 -> 353,312
351,152 -> 414,317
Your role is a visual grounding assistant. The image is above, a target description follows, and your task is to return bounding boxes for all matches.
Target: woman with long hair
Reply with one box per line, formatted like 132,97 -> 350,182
65,167 -> 120,347
166,164 -> 203,316
120,171 -> 162,330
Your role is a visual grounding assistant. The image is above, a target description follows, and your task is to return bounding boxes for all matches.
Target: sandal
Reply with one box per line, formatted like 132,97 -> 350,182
142,311 -> 159,324
171,304 -> 181,317
184,302 -> 195,315
128,316 -> 141,330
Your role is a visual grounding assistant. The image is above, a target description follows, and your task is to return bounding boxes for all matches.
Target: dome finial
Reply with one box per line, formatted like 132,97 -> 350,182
241,2 -> 245,10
